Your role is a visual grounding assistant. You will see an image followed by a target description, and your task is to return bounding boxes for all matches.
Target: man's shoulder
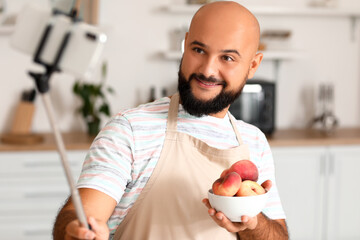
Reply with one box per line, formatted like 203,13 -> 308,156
115,97 -> 171,122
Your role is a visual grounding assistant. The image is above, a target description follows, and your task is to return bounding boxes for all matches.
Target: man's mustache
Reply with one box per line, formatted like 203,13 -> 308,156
189,73 -> 226,86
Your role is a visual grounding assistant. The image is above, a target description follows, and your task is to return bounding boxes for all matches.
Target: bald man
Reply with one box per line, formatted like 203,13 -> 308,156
53,1 -> 288,239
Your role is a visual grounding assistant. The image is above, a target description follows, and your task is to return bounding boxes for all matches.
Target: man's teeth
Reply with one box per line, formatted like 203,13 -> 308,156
199,80 -> 217,86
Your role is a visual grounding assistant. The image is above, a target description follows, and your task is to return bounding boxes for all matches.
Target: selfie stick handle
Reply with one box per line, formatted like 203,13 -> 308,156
28,7 -> 90,230
28,74 -> 90,230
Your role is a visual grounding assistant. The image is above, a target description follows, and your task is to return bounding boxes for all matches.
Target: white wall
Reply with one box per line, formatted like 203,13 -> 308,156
0,0 -> 359,133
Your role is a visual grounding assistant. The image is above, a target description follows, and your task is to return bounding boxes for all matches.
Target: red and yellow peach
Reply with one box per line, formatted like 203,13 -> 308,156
212,160 -> 265,197
212,172 -> 242,196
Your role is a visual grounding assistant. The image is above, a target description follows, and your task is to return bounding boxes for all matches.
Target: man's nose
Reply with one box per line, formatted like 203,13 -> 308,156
198,57 -> 218,78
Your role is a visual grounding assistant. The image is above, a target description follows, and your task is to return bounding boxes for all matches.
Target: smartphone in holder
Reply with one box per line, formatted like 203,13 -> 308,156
60,22 -> 107,79
11,3 -> 107,79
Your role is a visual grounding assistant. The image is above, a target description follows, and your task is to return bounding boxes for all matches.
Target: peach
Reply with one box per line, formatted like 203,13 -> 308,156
236,180 -> 265,197
228,160 -> 259,182
212,172 -> 242,196
220,169 -> 230,178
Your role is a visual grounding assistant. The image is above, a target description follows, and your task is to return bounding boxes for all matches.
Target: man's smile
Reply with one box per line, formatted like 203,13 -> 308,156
194,76 -> 225,89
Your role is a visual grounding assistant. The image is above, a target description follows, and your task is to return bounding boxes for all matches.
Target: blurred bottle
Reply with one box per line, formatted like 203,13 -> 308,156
311,82 -> 338,135
149,87 -> 156,102
161,88 -> 168,98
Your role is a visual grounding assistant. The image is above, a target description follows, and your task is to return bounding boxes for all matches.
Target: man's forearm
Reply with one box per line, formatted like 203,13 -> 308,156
238,213 -> 288,240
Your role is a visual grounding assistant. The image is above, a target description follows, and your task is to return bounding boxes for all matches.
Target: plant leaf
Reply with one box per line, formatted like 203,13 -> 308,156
107,86 -> 115,94
99,103 -> 110,116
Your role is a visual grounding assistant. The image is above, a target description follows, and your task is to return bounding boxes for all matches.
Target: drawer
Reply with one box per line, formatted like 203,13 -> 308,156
0,150 -> 86,184
0,197 -> 68,214
0,151 -> 86,175
0,150 -> 88,240
0,167 -> 82,180
0,214 -> 54,240
0,178 -> 70,201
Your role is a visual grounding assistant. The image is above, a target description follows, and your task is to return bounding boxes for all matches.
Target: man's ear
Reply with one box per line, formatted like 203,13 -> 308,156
248,52 -> 263,79
183,32 -> 189,49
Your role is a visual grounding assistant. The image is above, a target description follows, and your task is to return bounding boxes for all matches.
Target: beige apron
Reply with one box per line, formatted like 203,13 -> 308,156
114,93 -> 250,240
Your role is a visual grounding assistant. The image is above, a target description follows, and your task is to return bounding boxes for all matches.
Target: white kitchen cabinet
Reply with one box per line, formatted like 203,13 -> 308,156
272,146 -> 325,240
272,145 -> 360,240
326,146 -> 360,240
0,150 -> 87,240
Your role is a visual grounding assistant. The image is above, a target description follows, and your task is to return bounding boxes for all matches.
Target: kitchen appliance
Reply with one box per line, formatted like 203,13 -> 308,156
229,80 -> 275,135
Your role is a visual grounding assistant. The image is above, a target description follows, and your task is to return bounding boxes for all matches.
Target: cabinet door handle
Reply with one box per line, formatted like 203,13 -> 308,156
24,190 -> 68,199
329,154 -> 334,175
23,229 -> 50,236
24,161 -> 78,168
319,151 -> 329,240
24,161 -> 59,168
320,155 -> 326,175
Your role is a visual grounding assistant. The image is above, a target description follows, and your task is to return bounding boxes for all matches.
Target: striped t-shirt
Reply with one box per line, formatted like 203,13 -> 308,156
77,96 -> 286,237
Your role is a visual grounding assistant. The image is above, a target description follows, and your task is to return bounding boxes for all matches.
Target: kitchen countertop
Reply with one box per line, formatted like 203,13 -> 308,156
0,132 -> 95,152
1,128 -> 360,152
267,128 -> 360,146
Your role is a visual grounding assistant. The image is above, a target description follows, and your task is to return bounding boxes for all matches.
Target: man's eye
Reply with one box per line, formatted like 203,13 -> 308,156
222,55 -> 234,62
193,47 -> 204,54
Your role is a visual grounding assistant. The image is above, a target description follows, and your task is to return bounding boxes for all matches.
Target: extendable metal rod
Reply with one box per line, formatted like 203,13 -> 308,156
41,93 -> 89,229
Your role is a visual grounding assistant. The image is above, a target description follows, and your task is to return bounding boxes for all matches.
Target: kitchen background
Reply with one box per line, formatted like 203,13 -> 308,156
1,1 -> 360,240
0,0 -> 359,133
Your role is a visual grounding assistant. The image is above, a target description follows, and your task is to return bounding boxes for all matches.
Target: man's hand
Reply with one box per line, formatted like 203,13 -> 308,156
202,180 -> 272,232
202,198 -> 260,232
64,217 -> 109,240
53,189 -> 117,240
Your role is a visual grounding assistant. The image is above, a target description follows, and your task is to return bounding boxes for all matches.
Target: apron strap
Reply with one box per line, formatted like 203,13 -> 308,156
167,92 -> 180,131
228,112 -> 244,145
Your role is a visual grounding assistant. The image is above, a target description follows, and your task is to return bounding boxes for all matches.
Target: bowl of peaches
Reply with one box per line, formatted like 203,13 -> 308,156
208,160 -> 269,222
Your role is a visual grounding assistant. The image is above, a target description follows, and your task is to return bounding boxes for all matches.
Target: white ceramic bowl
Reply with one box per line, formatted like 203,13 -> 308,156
208,189 -> 269,222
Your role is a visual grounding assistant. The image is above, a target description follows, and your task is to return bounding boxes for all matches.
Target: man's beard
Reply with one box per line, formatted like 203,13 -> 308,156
177,69 -> 247,117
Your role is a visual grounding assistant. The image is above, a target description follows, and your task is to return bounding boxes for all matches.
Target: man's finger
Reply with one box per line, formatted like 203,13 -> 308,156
66,220 -> 95,239
261,179 -> 272,192
215,212 -> 247,232
88,217 -> 99,233
241,215 -> 258,230
202,198 -> 212,209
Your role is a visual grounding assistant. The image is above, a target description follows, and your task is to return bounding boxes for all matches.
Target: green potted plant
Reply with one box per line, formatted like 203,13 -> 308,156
73,61 -> 114,135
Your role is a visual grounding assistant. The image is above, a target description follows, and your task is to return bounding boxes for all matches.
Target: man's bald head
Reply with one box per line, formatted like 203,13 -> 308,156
188,1 -> 260,55
179,1 -> 264,118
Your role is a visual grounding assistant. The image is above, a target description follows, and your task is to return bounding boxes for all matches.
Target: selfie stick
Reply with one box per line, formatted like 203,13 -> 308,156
28,8 -> 90,230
